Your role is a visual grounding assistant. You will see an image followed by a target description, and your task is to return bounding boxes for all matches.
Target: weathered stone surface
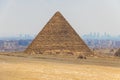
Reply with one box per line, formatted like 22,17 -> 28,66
25,11 -> 92,56
114,48 -> 120,56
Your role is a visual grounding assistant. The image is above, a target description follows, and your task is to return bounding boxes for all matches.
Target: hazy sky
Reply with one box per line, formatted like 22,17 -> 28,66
0,0 -> 120,37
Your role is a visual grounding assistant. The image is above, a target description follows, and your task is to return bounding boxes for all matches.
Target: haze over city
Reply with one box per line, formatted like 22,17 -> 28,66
0,0 -> 120,37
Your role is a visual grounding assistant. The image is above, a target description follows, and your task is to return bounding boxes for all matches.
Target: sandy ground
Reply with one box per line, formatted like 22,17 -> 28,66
0,54 -> 120,80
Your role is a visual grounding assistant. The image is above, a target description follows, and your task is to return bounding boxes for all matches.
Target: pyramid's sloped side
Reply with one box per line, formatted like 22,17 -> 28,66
114,49 -> 120,56
25,12 -> 92,56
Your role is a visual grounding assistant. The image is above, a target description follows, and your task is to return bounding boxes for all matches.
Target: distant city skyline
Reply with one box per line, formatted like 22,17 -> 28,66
1,32 -> 120,40
1,0 -> 120,37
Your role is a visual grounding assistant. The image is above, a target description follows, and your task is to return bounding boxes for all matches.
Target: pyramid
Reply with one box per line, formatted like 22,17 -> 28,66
114,49 -> 120,56
25,11 -> 92,56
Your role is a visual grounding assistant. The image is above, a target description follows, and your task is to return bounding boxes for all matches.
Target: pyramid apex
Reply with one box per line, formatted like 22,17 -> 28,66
54,11 -> 62,15
55,11 -> 61,13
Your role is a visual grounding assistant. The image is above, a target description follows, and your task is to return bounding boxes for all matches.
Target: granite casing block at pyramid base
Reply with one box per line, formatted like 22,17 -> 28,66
25,12 -> 93,56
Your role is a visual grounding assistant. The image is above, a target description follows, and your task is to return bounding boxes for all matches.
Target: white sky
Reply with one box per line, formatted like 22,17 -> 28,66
0,0 -> 120,37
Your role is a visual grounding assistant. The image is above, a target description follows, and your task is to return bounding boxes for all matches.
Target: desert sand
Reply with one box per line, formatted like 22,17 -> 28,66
0,53 -> 120,80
